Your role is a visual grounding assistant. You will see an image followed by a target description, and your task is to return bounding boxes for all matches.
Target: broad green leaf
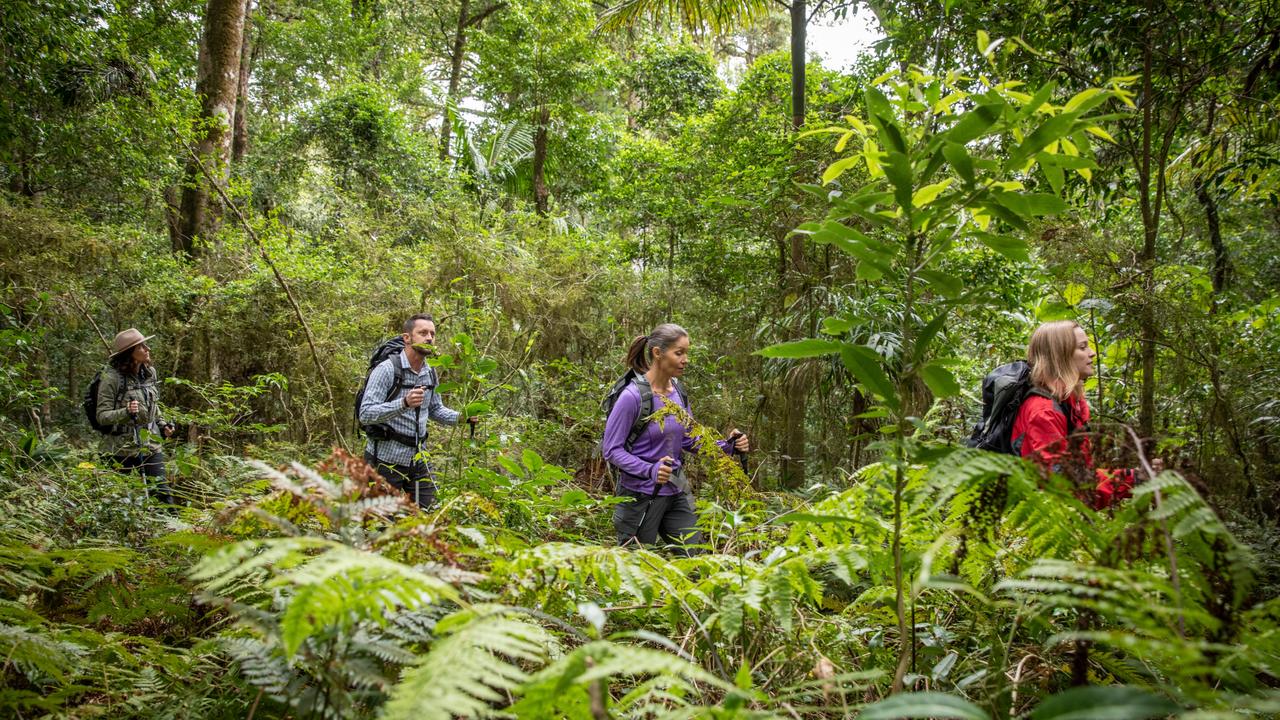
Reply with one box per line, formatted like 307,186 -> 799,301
1085,125 -> 1116,143
756,339 -> 843,358
1063,87 -> 1109,114
472,357 -> 498,375
976,30 -> 991,55
856,261 -> 885,281
884,152 -> 914,211
1007,113 -> 1078,168
918,269 -> 962,299
1063,282 -> 1087,306
1029,686 -> 1180,720
840,344 -> 899,410
521,449 -> 543,473
920,363 -> 961,398
1024,192 -> 1069,216
821,317 -> 854,335
943,142 -> 975,184
981,199 -> 1030,231
823,155 -> 862,184
463,400 -> 492,417
860,691 -> 990,720
977,232 -> 1029,262
1014,81 -> 1056,121
1037,153 -> 1065,195
912,179 -> 953,207
947,103 -> 1002,144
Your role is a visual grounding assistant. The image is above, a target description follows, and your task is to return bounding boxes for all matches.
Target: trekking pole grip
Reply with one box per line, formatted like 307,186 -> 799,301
728,432 -> 748,475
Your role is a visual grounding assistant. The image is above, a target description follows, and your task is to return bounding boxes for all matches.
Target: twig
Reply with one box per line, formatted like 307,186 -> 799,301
185,147 -> 346,447
63,290 -> 112,351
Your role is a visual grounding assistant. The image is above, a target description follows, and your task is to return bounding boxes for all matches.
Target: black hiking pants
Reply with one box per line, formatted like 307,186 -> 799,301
613,488 -> 703,556
365,451 -> 436,510
111,450 -> 178,507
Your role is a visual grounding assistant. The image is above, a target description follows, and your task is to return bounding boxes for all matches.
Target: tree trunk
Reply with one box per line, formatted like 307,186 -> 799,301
231,1 -> 256,164
439,0 -> 471,163
176,0 -> 250,257
1136,27 -> 1158,440
790,0 -> 806,130
532,105 -> 550,215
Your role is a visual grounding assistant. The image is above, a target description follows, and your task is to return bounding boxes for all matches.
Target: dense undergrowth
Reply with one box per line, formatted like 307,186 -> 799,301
2,410 -> 1277,718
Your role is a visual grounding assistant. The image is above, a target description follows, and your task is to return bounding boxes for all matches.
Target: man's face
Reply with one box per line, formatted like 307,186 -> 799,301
404,319 -> 436,349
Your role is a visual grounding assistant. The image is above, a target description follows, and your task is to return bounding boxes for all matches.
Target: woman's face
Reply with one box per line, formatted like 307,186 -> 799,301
1071,326 -> 1096,378
652,335 -> 690,378
130,342 -> 151,367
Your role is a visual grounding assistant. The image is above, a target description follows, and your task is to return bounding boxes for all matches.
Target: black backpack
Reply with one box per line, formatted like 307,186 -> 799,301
82,367 -> 126,435
602,370 -> 687,474
966,360 -> 1073,455
354,337 -> 435,447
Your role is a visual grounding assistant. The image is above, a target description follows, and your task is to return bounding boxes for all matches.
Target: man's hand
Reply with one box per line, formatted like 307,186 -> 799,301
404,386 -> 425,408
728,429 -> 750,453
655,456 -> 674,484
162,423 -> 176,439
127,399 -> 140,416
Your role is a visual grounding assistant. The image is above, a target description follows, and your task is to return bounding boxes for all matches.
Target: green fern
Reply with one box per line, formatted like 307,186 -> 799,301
382,606 -> 554,720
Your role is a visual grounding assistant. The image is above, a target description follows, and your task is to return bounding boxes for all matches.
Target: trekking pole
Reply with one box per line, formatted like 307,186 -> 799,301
414,395 -> 423,509
728,432 -> 748,475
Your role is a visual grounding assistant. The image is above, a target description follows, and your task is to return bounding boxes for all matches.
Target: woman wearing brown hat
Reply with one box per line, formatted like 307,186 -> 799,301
97,328 -> 177,506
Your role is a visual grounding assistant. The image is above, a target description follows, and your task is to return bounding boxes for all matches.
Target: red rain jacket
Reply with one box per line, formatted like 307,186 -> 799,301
1011,393 -> 1134,509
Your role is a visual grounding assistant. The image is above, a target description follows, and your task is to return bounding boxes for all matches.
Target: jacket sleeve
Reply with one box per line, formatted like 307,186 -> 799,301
359,360 -> 410,425
426,368 -> 460,426
603,389 -> 660,482
96,370 -> 131,427
1094,468 -> 1135,509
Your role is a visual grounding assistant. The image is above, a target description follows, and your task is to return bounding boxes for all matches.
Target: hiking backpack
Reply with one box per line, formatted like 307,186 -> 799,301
82,367 -> 126,435
966,360 -> 1073,455
354,337 -> 436,447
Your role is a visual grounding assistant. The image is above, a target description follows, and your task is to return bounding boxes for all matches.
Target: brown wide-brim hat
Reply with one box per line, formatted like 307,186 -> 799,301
110,328 -> 155,358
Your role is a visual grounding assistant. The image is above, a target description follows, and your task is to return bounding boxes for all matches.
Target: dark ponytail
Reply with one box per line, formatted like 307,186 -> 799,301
624,323 -> 688,374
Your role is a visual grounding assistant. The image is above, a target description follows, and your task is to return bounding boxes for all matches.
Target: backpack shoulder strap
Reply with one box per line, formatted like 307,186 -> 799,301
624,375 -> 654,451
381,357 -> 408,403
671,377 -> 688,408
1027,388 -> 1076,434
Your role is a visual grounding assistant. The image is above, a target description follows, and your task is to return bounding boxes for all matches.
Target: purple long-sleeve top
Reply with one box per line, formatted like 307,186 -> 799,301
603,383 -> 731,496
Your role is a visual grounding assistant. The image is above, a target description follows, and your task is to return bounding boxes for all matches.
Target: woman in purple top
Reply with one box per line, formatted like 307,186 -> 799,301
603,323 -> 750,554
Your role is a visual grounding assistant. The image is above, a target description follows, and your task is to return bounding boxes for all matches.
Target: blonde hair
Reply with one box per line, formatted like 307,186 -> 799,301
1027,320 -> 1085,401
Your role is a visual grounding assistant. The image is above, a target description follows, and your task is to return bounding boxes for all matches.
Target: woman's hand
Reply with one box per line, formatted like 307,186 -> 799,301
728,429 -> 749,453
655,456 -> 674,484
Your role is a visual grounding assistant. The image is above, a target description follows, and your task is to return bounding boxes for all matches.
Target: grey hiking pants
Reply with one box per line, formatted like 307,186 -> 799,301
613,488 -> 703,556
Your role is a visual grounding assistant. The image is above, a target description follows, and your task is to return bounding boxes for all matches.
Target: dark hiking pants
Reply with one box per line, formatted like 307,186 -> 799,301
111,450 -> 177,507
613,488 -> 703,556
365,451 -> 436,510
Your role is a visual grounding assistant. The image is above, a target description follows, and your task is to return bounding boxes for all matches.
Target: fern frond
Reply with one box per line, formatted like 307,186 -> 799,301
382,607 -> 554,720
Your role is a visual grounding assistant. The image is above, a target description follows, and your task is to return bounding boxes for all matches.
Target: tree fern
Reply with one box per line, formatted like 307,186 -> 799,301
381,606 -> 554,720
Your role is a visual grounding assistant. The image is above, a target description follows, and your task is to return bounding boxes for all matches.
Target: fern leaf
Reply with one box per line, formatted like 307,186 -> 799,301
382,607 -> 553,720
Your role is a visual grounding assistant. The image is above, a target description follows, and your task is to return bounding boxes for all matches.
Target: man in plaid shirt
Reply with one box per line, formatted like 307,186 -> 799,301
359,313 -> 465,508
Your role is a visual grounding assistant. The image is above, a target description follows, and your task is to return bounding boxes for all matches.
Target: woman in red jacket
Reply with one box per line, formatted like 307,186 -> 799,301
1011,320 -> 1158,509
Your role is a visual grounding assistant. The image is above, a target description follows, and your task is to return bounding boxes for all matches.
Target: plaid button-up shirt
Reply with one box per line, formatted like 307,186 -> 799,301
359,351 -> 460,466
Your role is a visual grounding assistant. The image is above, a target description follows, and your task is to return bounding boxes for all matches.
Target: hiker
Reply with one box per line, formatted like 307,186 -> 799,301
95,328 -> 177,505
358,314 -> 471,509
1011,320 -> 1162,508
603,323 -> 750,554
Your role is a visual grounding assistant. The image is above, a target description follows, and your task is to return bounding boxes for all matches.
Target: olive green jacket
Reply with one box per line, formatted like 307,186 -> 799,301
96,365 -> 166,457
